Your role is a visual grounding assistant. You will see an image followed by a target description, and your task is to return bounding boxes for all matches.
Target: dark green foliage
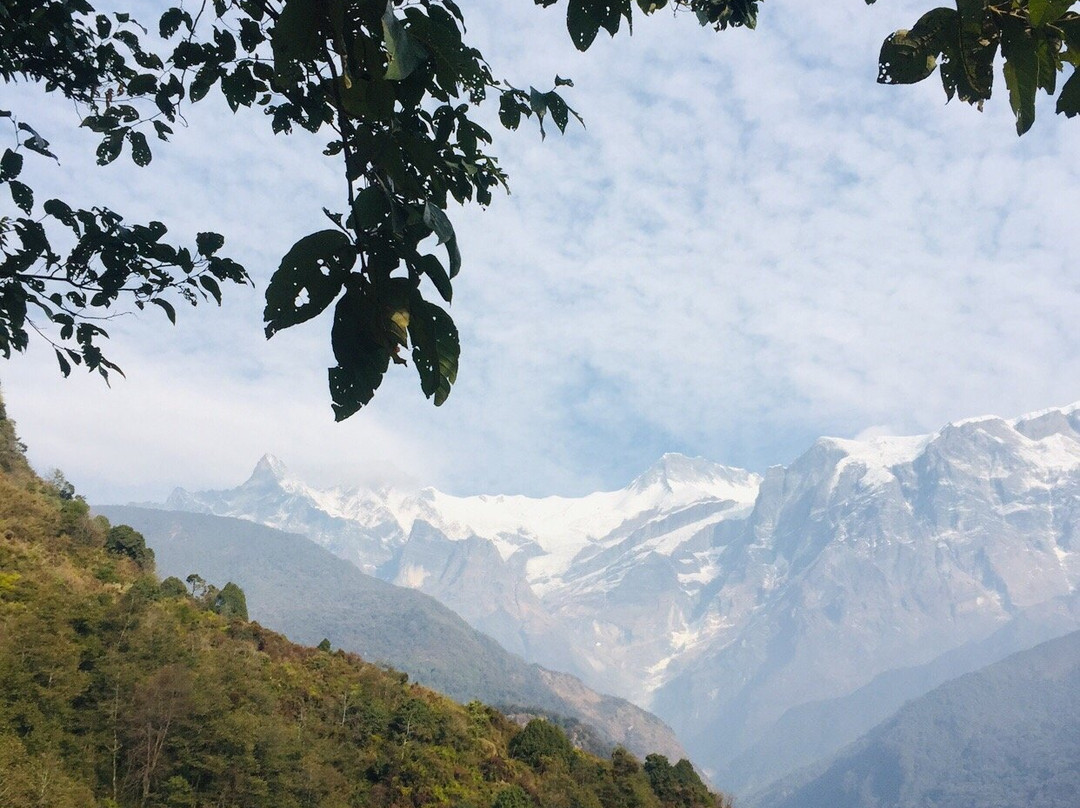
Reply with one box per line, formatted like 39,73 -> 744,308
211,581 -> 248,620
644,755 -> 714,807
874,1 -> 1080,134
495,784 -> 534,808
97,504 -> 690,763
158,576 -> 188,598
317,637 -> 332,652
510,719 -> 578,769
0,386 -> 31,477
105,524 -> 154,569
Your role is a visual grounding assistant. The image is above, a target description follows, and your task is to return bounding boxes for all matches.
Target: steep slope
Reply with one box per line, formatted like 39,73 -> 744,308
752,629 -> 1080,808
720,594 -> 1080,793
97,504 -> 689,763
0,394 -> 727,808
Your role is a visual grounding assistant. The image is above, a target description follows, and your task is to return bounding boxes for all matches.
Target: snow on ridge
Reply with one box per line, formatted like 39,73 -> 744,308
812,401 -> 1080,488
1010,400 -> 1080,424
822,433 -> 934,469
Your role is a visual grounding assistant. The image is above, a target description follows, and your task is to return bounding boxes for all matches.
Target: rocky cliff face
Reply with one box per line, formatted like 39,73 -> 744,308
154,403 -> 1080,793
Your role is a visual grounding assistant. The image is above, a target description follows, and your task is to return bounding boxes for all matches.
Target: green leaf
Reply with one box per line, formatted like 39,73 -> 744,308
81,115 -> 118,133
1057,69 -> 1080,117
878,29 -> 938,85
196,232 -> 225,257
499,92 -> 526,130
567,0 -> 603,51
151,297 -> 177,324
0,149 -> 22,181
446,236 -> 462,278
128,131 -> 152,166
126,73 -> 157,95
416,254 -> 453,302
190,63 -> 221,102
1001,16 -> 1039,134
159,7 -> 186,38
9,180 -> 32,214
339,76 -> 395,121
96,131 -> 125,165
1061,16 -> 1080,52
272,0 -> 323,82
408,295 -> 459,405
546,92 -> 569,133
54,349 -> 72,377
239,18 -> 265,51
351,186 -> 390,231
264,229 -> 356,337
423,201 -> 455,245
328,288 -> 391,420
1029,0 -> 1072,29
383,9 -> 429,81
200,275 -> 222,303
44,199 -> 78,231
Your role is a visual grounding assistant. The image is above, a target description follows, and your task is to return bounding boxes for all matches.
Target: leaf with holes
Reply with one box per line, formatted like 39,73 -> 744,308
265,230 -> 356,337
408,294 -> 459,405
9,181 -> 32,214
96,131 -> 125,165
128,130 -> 152,166
878,29 -> 938,85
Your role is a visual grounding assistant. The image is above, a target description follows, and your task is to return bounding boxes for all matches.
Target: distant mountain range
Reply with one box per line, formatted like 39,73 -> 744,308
752,629 -> 1080,808
140,402 -> 1080,792
96,505 -> 688,764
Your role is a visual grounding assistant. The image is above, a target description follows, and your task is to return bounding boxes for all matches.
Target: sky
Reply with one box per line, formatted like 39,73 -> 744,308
3,0 -> 1080,504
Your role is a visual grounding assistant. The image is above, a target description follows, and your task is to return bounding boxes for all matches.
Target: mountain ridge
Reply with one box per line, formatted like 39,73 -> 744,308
751,629 -> 1080,808
141,400 -> 1080,792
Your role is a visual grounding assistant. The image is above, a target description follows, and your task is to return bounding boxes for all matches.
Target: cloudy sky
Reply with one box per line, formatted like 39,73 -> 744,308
4,0 -> 1080,503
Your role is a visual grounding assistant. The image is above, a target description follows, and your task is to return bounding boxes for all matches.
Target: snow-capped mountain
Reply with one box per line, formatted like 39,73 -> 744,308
157,403 -> 1080,793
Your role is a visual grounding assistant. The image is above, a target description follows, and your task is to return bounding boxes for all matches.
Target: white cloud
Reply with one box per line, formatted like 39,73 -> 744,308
3,1 -> 1079,501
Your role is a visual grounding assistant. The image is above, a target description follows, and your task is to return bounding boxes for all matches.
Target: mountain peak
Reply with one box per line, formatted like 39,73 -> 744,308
246,453 -> 290,486
629,453 -> 760,502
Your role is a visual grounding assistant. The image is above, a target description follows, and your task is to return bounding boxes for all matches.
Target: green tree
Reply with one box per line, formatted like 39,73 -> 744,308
493,784 -> 533,808
2,1 -> 1076,410
509,718 -> 576,770
105,523 -> 154,569
159,576 -> 188,598
211,581 -> 249,620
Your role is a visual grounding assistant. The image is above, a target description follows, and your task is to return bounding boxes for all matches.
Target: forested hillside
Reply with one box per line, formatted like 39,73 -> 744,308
0,392 -> 728,808
96,504 -> 690,763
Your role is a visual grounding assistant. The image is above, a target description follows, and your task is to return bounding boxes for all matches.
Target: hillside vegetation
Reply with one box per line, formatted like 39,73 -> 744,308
0,393 -> 728,808
96,504 -> 689,763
